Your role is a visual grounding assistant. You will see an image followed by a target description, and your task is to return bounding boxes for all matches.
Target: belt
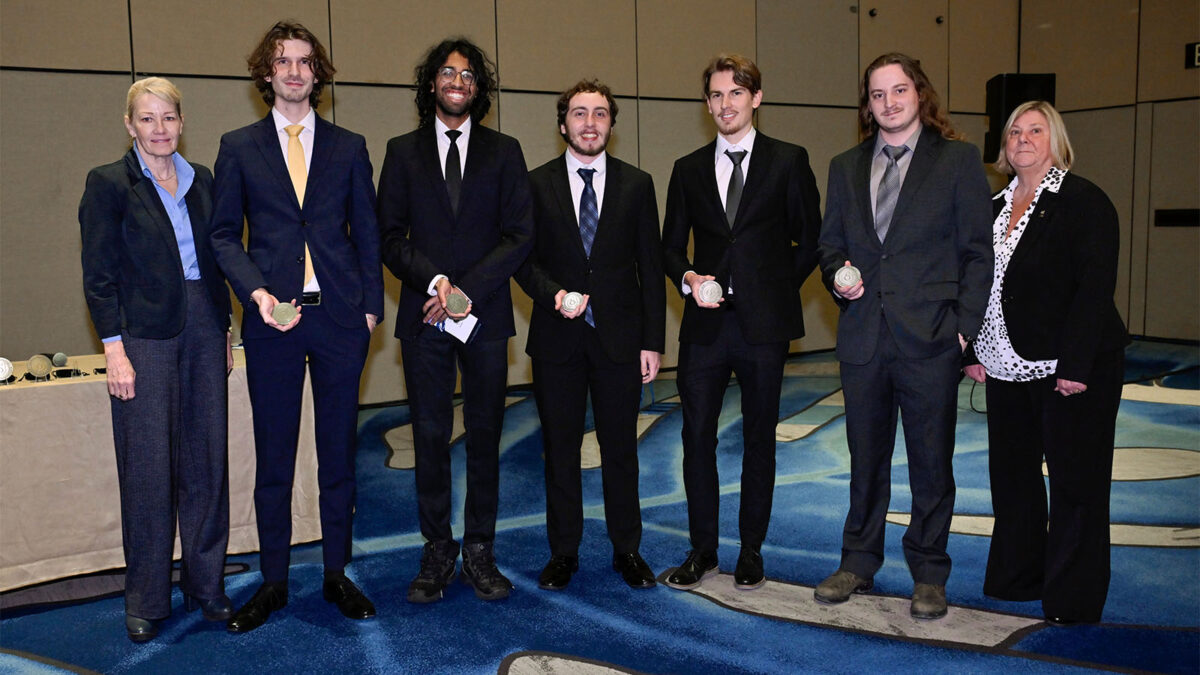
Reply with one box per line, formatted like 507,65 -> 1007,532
301,291 -> 321,305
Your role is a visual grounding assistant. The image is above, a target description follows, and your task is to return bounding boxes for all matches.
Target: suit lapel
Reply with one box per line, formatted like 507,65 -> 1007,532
459,125 -> 493,221
593,157 -> 622,251
888,126 -> 940,235
124,150 -> 182,261
305,115 -> 337,206
697,140 -> 725,229
414,126 -> 454,221
550,155 -> 587,259
853,137 -> 879,248
250,115 -> 300,210
731,135 -> 770,232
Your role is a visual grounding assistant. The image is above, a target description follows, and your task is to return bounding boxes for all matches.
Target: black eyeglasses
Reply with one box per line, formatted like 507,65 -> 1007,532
437,67 -> 476,85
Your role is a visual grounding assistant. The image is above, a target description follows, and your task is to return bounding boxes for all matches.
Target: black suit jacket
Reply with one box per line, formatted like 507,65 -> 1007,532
81,149 -> 230,339
515,154 -> 665,364
662,132 -> 821,345
377,124 -> 534,341
985,172 -> 1129,381
818,126 -> 993,364
209,114 -> 384,340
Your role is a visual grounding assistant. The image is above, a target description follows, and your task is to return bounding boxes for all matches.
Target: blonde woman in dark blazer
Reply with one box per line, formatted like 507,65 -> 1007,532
964,100 -> 1128,625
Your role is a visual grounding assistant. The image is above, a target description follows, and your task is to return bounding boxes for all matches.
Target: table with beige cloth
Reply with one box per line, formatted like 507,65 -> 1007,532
0,350 -> 321,591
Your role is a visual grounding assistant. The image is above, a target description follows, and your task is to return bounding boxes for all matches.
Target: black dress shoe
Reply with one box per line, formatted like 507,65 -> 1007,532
323,574 -> 376,620
613,552 -> 656,589
227,582 -> 288,633
184,593 -> 233,621
665,550 -> 719,590
538,555 -> 578,591
125,615 -> 159,643
733,549 -> 764,590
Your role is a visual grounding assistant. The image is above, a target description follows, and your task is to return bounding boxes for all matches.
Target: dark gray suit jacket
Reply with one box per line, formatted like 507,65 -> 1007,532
818,126 -> 993,365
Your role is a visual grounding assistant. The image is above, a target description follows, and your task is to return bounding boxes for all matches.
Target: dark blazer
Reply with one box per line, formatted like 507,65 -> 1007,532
377,124 -> 534,341
989,172 -> 1129,381
662,132 -> 821,345
209,114 -> 384,340
81,149 -> 230,339
515,154 -> 665,364
818,126 -> 993,364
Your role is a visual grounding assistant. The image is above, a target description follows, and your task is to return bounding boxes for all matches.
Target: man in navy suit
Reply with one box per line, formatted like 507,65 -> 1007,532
210,21 -> 383,632
377,38 -> 533,603
813,53 -> 992,620
661,54 -> 821,592
514,80 -> 665,592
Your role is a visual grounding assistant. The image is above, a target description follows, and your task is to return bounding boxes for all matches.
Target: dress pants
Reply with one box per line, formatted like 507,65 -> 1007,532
533,325 -> 644,557
838,322 -> 960,585
243,303 -> 369,583
983,349 -> 1124,622
677,307 -> 788,553
401,328 -> 508,545
112,281 -> 229,620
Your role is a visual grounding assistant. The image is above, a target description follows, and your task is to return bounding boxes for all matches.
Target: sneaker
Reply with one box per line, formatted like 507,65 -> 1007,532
462,542 -> 513,601
407,540 -> 459,604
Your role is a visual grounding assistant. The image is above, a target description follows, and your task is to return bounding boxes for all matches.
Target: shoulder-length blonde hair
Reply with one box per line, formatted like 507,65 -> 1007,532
994,100 -> 1074,174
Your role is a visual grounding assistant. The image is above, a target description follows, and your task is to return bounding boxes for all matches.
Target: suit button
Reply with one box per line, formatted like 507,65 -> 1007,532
301,220 -> 309,227
881,254 -> 889,260
876,291 -> 881,298
296,256 -> 304,264
729,237 -> 736,244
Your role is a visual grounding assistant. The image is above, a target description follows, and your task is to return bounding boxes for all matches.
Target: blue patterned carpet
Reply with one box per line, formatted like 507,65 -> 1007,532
2,339 -> 1197,674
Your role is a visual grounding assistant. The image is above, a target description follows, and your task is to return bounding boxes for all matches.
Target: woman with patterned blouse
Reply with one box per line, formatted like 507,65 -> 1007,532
963,100 -> 1128,625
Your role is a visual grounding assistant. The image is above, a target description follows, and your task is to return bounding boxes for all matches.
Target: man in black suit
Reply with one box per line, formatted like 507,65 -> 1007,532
210,21 -> 382,632
813,53 -> 992,620
514,80 -> 665,592
377,38 -> 533,603
661,54 -> 821,591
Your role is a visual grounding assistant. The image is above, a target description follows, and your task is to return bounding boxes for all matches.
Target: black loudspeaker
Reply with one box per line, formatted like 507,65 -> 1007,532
985,73 -> 1056,164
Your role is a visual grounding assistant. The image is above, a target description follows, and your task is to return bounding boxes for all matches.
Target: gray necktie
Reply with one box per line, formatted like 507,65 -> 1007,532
874,144 -> 908,242
724,149 -> 747,227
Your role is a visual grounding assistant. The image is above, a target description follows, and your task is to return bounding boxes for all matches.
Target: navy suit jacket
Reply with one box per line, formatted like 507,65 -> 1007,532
515,154 -> 665,364
377,123 -> 533,341
209,114 -> 383,340
818,126 -> 993,364
81,149 -> 230,339
662,132 -> 822,345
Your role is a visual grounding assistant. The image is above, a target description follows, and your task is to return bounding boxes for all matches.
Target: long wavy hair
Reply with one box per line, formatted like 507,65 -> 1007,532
414,38 -> 497,128
858,52 -> 960,141
246,21 -> 335,109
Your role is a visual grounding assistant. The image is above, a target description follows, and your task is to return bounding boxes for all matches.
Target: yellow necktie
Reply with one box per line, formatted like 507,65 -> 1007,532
285,124 -> 314,285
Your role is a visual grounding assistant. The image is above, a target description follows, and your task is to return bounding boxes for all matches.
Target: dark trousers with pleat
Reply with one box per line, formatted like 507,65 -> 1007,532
533,326 -> 644,557
983,349 -> 1124,622
113,281 -> 229,620
402,329 -> 509,546
838,322 -> 960,586
677,308 -> 788,554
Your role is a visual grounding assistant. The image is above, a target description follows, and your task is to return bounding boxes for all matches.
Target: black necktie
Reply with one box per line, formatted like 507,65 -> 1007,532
724,149 -> 747,227
445,129 -> 462,215
578,168 -> 598,327
874,144 -> 907,242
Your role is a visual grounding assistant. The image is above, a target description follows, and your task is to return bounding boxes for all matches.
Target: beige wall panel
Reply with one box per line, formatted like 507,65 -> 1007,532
947,0 -> 1017,113
1137,0 -> 1200,102
1020,0 -> 1138,111
131,0 -> 329,77
1144,100 -> 1200,339
331,0 -> 496,85
1,0 -> 129,71
756,1 -> 859,107
859,0 -> 949,99
1127,102 -> 1153,332
758,104 -> 871,353
1061,108 -> 1136,337
496,0 -> 637,95
637,98 -> 720,367
0,72 -> 131,359
637,0 -> 756,100
173,78 -> 273,173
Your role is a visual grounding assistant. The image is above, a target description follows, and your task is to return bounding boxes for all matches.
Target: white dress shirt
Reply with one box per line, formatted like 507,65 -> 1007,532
271,107 -> 320,292
565,150 -> 607,223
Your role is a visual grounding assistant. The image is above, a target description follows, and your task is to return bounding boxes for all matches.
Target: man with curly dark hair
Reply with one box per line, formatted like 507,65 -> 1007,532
377,37 -> 533,604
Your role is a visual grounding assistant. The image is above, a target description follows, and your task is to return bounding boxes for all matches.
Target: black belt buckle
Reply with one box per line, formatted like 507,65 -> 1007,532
301,291 -> 321,306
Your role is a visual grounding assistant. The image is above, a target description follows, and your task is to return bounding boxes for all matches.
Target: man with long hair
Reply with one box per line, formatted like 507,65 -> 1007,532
210,20 -> 383,632
377,38 -> 533,603
661,54 -> 821,592
814,53 -> 992,620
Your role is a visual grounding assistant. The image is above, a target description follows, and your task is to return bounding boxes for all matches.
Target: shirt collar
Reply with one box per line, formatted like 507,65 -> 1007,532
565,149 -> 606,176
998,166 -> 1068,202
272,107 -> 316,134
133,143 -> 194,191
435,115 -> 472,141
874,125 -> 921,156
715,127 -> 756,163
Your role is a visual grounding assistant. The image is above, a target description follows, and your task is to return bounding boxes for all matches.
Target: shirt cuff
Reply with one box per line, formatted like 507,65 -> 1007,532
427,274 -> 447,297
101,335 -> 121,343
680,270 -> 695,295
